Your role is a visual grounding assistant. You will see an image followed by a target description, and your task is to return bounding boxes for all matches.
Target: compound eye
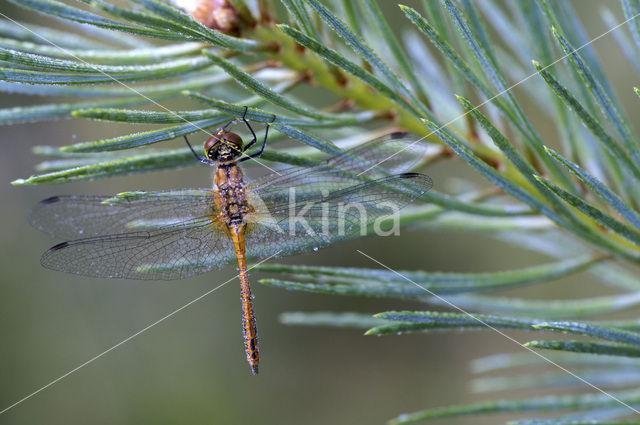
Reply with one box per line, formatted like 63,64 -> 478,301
222,132 -> 243,151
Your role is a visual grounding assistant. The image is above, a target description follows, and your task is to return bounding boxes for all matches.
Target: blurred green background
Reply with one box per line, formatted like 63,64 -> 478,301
0,1 -> 636,424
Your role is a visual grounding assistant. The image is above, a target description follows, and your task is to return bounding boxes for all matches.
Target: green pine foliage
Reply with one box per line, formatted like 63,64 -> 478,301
4,0 -> 640,423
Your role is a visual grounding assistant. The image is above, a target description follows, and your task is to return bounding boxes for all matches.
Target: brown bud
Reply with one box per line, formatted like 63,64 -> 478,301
175,0 -> 241,35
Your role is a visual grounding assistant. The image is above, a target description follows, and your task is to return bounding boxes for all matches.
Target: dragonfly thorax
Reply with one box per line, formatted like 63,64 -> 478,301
205,130 -> 244,163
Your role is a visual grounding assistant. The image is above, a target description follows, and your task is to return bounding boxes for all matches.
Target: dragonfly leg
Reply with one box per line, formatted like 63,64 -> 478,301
241,113 -> 275,162
184,135 -> 215,165
241,106 -> 258,150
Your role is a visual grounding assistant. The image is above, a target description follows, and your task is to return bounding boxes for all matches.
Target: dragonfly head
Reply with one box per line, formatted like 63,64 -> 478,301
204,130 -> 244,163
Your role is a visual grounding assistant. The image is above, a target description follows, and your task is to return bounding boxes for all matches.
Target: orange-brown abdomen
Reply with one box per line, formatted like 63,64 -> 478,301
212,153 -> 258,374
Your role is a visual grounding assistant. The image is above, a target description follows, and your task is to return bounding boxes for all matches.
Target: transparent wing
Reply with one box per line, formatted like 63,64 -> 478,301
39,222 -> 236,280
29,189 -> 215,240
244,173 -> 433,260
327,131 -> 430,175
31,190 -> 240,280
248,131 -> 430,198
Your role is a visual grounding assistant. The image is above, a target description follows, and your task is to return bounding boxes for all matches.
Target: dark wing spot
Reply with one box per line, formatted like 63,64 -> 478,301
41,196 -> 60,204
398,172 -> 421,178
389,131 -> 409,139
398,173 -> 434,192
50,241 -> 69,251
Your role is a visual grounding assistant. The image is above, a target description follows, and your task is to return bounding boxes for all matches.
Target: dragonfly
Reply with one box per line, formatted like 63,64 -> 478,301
30,111 -> 433,374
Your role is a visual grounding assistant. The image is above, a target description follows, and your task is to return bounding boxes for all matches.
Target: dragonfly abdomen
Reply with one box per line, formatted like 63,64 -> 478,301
214,164 -> 251,227
214,161 -> 260,374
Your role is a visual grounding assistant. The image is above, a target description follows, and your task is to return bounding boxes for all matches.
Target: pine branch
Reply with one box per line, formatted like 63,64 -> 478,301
4,1 -> 640,423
